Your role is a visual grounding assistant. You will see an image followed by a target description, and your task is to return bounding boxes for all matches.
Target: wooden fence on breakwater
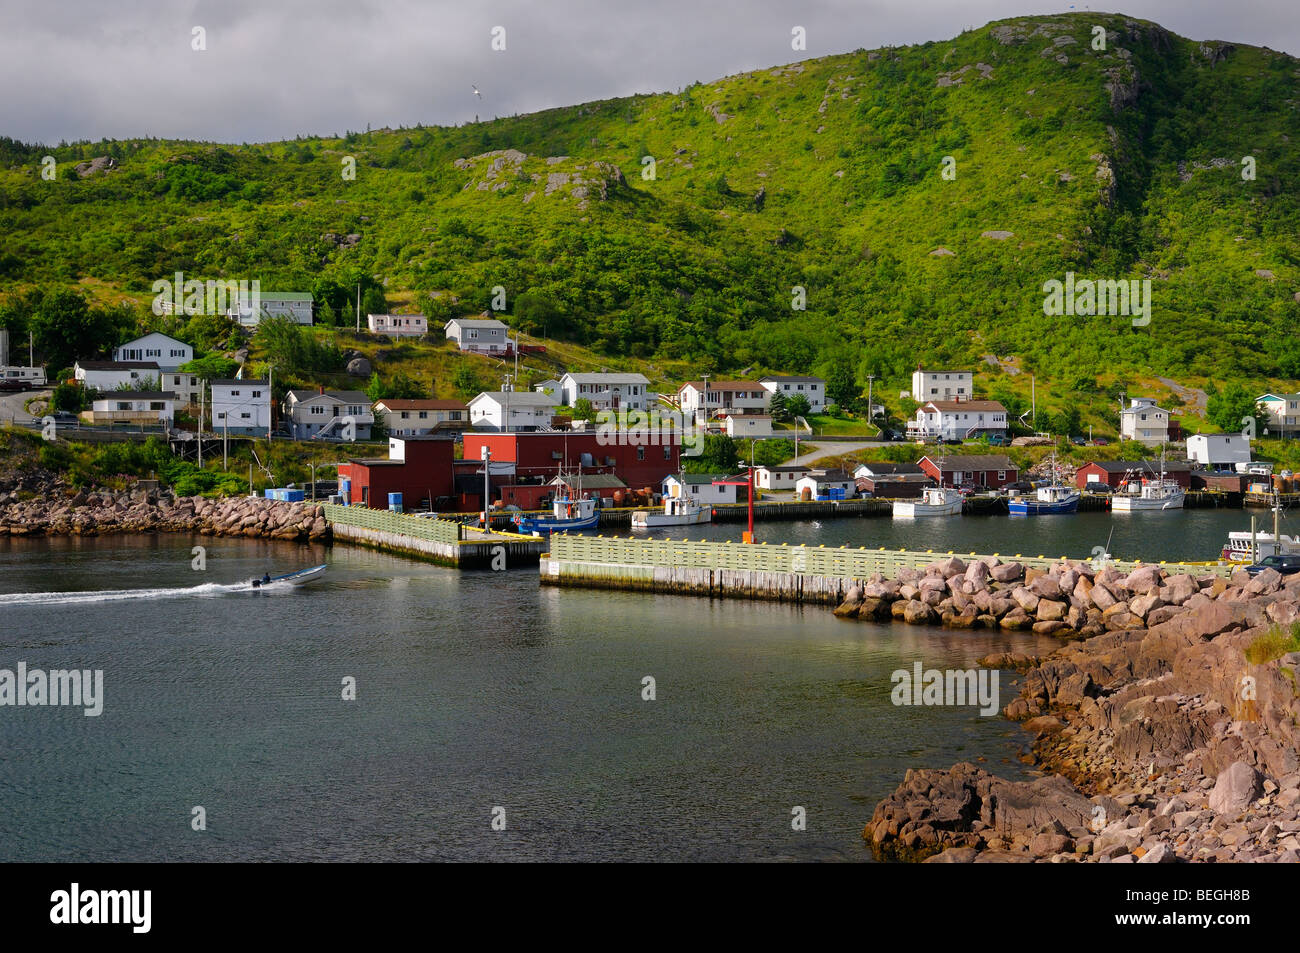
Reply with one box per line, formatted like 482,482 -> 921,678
322,504 -> 545,568
539,534 -> 1235,605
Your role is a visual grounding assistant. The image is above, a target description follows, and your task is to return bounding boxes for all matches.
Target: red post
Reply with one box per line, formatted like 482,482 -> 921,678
744,465 -> 755,544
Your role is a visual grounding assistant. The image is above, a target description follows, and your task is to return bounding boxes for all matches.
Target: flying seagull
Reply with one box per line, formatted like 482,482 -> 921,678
472,85 -> 482,99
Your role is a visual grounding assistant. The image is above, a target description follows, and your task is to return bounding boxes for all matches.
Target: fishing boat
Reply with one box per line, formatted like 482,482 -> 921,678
1008,448 -> 1080,515
631,494 -> 711,528
1112,450 -> 1185,511
249,564 -> 327,589
892,486 -> 963,518
1220,490 -> 1299,561
1008,483 -> 1081,515
511,495 -> 600,536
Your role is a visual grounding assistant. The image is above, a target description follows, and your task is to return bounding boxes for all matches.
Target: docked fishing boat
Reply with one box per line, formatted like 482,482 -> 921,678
631,495 -> 711,528
1008,483 -> 1080,515
1220,491 -> 1298,561
1112,451 -> 1186,511
892,486 -> 963,518
511,496 -> 600,536
249,564 -> 327,589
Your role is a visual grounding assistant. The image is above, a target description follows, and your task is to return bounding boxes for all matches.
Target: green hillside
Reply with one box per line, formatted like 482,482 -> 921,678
1,11 -> 1298,427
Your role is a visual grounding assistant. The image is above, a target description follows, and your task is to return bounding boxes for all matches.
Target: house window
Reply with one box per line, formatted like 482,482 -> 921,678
240,412 -> 250,419
116,402 -> 131,411
468,329 -> 479,339
637,447 -> 646,460
998,470 -> 1006,481
311,406 -> 324,415
150,402 -> 164,411
400,411 -> 409,419
230,390 -> 240,397
663,446 -> 671,460
173,376 -> 181,384
252,391 -> 262,398
419,411 -> 428,419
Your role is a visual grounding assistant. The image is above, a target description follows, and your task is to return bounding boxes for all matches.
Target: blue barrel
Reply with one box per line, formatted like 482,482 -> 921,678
340,478 -> 351,506
388,492 -> 403,513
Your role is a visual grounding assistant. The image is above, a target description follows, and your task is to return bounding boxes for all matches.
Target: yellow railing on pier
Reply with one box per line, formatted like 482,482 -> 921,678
547,534 -> 1235,579
322,503 -> 461,544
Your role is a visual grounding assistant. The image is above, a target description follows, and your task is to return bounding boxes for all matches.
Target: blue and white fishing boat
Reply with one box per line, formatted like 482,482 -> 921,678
1008,483 -> 1081,515
1008,450 -> 1079,515
512,495 -> 600,536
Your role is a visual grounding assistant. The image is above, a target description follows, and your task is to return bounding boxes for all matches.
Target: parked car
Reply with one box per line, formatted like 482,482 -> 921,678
986,434 -> 1008,447
1005,480 -> 1036,493
1070,436 -> 1089,446
1246,554 -> 1300,577
50,411 -> 78,423
1091,437 -> 1111,446
1084,481 -> 1112,494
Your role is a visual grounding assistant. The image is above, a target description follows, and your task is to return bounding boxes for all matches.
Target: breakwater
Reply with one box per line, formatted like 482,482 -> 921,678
322,503 -> 544,568
540,534 -> 1232,608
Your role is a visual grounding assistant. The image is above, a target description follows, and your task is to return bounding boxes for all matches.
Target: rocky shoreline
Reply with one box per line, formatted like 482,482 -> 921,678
0,485 -> 330,542
841,556 -> 1300,863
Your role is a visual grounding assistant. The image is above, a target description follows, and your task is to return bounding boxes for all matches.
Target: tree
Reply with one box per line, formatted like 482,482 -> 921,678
821,356 -> 858,408
571,398 -> 595,423
768,390 -> 789,422
684,434 -> 740,474
28,289 -> 135,371
452,364 -> 486,399
786,393 -> 812,418
180,354 -> 239,380
1207,383 -> 1266,436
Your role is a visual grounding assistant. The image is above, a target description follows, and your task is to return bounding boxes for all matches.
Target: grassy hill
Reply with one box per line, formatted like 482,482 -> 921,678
1,11 -> 1298,432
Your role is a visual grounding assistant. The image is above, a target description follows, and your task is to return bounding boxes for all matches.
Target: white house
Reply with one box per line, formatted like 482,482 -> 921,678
853,462 -> 926,480
211,379 -> 271,436
113,332 -> 193,371
533,378 -> 563,397
560,372 -> 651,411
84,391 -> 176,426
1188,433 -> 1252,468
283,389 -> 373,440
74,360 -> 161,392
754,464 -> 809,491
367,313 -> 428,337
444,317 -> 509,354
795,469 -> 855,500
725,414 -> 773,438
909,400 -> 1007,440
1256,393 -> 1300,438
1119,398 -> 1170,445
373,398 -> 468,436
677,381 -> 770,422
467,391 -> 559,432
911,367 -> 973,403
158,370 -> 204,407
229,291 -> 314,326
759,376 -> 826,413
662,473 -> 741,505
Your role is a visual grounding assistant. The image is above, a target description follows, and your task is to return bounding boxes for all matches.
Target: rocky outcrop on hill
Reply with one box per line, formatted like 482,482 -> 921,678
0,486 -> 329,542
864,566 -> 1300,862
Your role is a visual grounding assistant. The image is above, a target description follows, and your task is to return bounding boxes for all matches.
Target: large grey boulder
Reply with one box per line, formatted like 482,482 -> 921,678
1208,762 -> 1262,816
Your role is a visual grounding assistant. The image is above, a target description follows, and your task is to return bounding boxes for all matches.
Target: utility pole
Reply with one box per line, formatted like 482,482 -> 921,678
267,365 -> 273,441
866,374 -> 876,427
198,384 -> 204,467
355,283 -> 361,333
480,445 -> 491,529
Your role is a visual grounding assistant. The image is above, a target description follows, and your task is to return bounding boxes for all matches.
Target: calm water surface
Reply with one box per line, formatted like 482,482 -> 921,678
0,507 -> 1264,861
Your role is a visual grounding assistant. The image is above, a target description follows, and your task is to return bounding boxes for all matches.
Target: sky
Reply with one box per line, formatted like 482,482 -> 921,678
0,0 -> 1295,145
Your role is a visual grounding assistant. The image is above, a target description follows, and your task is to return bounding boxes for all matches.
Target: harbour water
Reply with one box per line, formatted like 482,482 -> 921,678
0,507 -> 1269,861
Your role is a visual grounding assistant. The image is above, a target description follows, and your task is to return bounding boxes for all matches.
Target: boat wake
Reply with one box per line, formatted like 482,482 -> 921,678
0,582 -> 252,607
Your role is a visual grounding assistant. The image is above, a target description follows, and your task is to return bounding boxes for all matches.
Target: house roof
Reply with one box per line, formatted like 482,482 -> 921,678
759,375 -> 824,383
854,462 -> 924,475
94,391 -> 177,400
920,454 -> 1015,470
681,380 -> 766,392
368,313 -> 426,320
286,389 -> 369,403
1082,459 -> 1194,473
922,400 -> 1007,413
116,331 -> 190,348
77,361 -> 160,371
1121,402 -> 1168,414
258,292 -> 313,301
1188,432 -> 1248,440
549,473 -> 627,490
803,468 -> 853,482
857,472 -> 932,484
375,399 -> 467,411
211,379 -> 268,386
563,372 -> 650,385
445,318 -> 507,329
470,391 -> 558,406
667,472 -> 737,485
757,464 -> 809,473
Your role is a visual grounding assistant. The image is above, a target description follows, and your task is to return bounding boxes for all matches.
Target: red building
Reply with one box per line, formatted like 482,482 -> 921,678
462,431 -> 680,492
338,436 -> 456,510
1074,460 -> 1193,490
917,454 -> 1018,490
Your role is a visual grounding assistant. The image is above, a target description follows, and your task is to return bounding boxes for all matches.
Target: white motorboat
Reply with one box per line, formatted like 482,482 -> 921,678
1112,451 -> 1185,511
248,564 -> 327,589
631,495 -> 711,528
892,486 -> 963,517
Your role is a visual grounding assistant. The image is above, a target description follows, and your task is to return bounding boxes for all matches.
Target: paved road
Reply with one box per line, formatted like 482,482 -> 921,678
0,389 -> 46,426
787,440 -> 886,466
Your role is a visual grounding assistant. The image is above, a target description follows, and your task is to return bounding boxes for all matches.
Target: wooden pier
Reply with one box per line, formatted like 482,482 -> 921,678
322,504 -> 545,569
540,534 -> 1233,605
